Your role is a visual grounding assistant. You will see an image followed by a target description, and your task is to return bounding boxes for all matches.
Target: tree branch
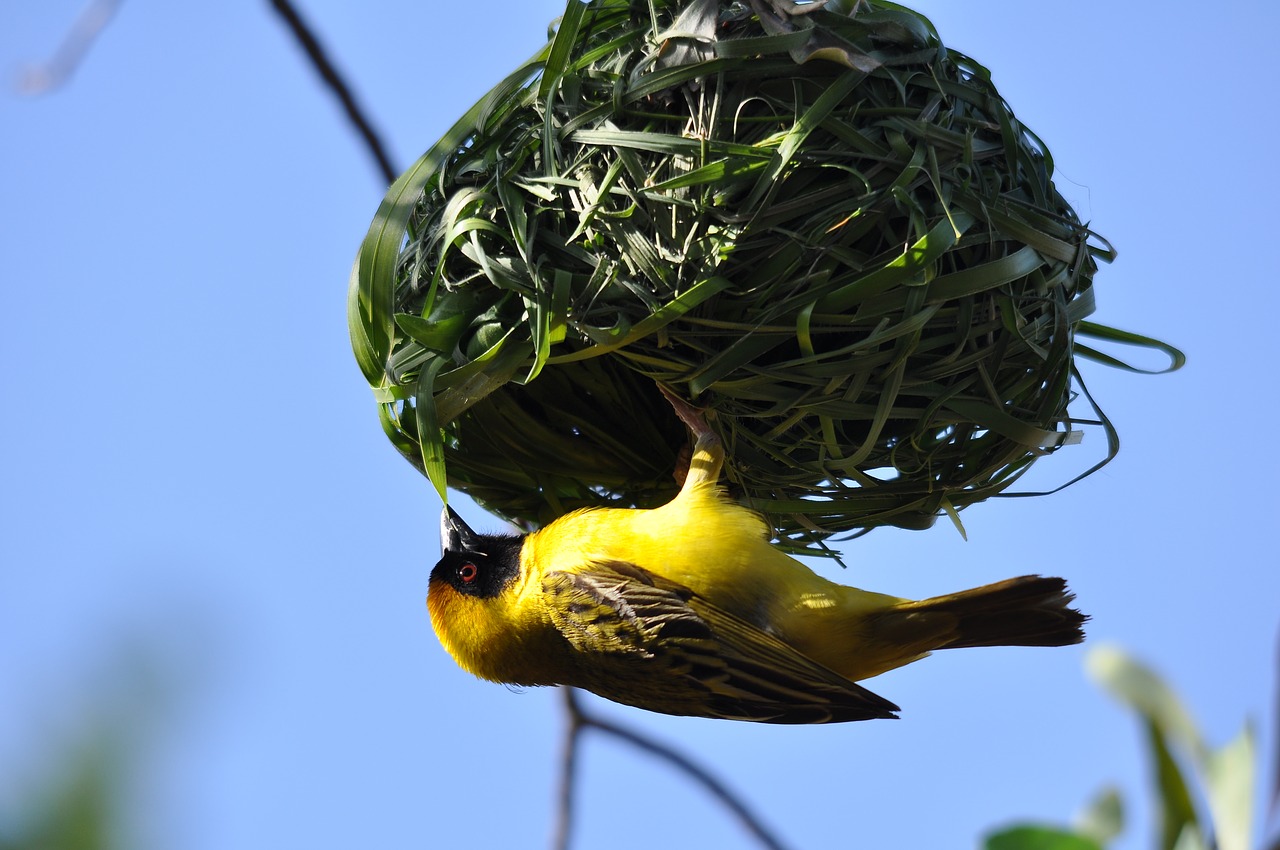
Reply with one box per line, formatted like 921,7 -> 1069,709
15,0 -> 122,95
552,689 -> 585,850
554,688 -> 795,850
267,0 -> 398,185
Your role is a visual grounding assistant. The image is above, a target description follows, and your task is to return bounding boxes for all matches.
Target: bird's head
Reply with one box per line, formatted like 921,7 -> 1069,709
427,507 -> 532,682
432,506 -> 523,600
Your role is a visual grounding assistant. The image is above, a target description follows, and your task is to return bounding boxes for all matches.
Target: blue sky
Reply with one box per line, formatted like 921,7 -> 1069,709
2,2 -> 1277,848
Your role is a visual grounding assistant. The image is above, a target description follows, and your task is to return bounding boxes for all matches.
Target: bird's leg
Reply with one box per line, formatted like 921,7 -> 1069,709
658,385 -> 724,489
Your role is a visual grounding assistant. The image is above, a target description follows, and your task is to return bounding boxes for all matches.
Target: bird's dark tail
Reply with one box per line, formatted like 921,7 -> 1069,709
898,575 -> 1088,649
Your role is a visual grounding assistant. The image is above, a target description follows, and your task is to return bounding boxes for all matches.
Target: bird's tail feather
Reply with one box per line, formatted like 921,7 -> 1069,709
901,574 -> 1087,649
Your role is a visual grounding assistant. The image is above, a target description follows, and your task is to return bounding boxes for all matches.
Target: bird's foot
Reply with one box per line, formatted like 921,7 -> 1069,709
658,384 -> 723,488
658,384 -> 717,443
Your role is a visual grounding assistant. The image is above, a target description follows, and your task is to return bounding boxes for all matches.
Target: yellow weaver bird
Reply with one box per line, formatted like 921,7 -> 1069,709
429,388 -> 1086,723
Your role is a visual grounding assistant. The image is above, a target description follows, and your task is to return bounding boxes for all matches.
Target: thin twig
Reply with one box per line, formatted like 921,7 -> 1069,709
552,689 -> 585,850
267,0 -> 398,185
15,0 -> 122,95
557,687 -> 795,850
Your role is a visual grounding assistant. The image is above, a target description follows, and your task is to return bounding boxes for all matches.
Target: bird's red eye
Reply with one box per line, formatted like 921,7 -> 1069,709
458,563 -> 478,584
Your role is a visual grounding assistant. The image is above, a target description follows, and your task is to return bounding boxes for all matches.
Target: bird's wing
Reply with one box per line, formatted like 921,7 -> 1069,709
542,559 -> 710,656
543,560 -> 899,724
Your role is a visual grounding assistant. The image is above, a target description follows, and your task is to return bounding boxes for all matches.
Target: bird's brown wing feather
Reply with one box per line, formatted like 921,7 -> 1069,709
543,560 -> 899,724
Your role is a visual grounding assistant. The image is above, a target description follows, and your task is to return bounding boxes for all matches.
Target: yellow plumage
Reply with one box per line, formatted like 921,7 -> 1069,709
428,389 -> 1085,724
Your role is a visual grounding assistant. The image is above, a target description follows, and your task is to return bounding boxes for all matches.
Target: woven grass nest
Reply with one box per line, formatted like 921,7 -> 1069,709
349,0 -> 1179,552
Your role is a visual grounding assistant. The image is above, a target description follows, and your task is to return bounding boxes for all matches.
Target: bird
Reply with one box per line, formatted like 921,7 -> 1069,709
428,386 -> 1086,724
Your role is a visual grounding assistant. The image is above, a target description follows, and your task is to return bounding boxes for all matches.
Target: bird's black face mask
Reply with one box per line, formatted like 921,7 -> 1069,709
432,507 -> 522,599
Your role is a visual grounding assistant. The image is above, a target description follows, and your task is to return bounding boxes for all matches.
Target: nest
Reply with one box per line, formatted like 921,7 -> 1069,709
350,0 -> 1168,552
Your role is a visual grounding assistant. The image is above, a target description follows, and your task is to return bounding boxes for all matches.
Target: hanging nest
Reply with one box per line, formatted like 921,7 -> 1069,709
349,0 -> 1179,552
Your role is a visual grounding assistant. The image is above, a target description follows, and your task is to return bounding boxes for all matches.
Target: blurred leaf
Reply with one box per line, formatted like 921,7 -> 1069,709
1272,632 -> 1279,823
993,648 -> 1269,850
0,738 -> 116,850
1088,646 -> 1203,850
1087,645 -> 1263,850
1074,786 -> 1124,847
1142,717 -> 1201,850
983,825 -> 1102,850
1086,645 -> 1206,762
1203,723 -> 1256,850
1170,824 -> 1209,850
0,644 -> 173,850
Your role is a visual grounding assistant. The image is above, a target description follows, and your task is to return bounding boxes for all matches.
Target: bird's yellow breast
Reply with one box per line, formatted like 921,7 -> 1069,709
525,483 -> 768,595
427,571 -> 572,687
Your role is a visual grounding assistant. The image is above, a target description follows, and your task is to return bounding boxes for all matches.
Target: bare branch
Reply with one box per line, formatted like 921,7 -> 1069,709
15,0 -> 121,95
267,0 -> 398,185
558,688 -> 795,850
552,689 -> 585,850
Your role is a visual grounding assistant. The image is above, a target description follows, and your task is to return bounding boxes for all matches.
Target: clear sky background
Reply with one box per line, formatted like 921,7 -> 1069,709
2,2 -> 1277,849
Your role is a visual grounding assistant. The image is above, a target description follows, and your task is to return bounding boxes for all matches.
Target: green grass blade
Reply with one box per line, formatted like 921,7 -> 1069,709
1076,322 -> 1187,374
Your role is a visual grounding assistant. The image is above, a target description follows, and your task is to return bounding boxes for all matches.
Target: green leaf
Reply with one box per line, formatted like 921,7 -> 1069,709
347,257 -> 385,386
1170,825 -> 1210,850
348,39 -> 554,386
539,0 -> 588,101
925,244 -> 1044,302
712,29 -> 811,58
349,159 -> 434,388
1073,786 -> 1124,847
1203,724 -> 1256,850
1075,322 -> 1187,375
687,331 -> 792,396
1086,646 -> 1205,760
434,332 -> 529,426
1146,717 -> 1202,850
983,825 -> 1103,850
644,157 -> 770,192
396,313 -> 452,351
744,67 -> 870,210
394,288 -> 481,354
944,396 -> 1081,450
938,496 -> 967,541
814,211 -> 976,313
414,360 -> 449,503
1087,646 -> 1205,850
549,275 -> 735,364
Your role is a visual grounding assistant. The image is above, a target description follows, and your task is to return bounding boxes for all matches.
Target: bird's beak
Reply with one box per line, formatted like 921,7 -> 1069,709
440,506 -> 480,556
